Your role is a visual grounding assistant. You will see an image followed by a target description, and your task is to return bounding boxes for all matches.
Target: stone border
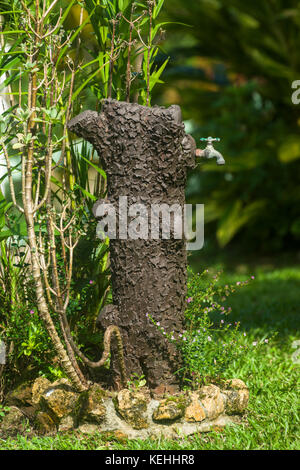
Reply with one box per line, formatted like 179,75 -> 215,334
0,378 -> 249,440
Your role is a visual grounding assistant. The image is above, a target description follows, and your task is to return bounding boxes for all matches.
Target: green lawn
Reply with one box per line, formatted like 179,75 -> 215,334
0,255 -> 299,450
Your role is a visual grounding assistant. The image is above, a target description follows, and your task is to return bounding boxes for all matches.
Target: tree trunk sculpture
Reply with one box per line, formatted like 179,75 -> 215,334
68,99 -> 196,392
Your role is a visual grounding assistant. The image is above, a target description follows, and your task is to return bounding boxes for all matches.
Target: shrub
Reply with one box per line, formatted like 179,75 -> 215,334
148,268 -> 268,389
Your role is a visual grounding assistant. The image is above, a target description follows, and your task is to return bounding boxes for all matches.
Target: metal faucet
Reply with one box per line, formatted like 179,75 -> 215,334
196,137 -> 225,166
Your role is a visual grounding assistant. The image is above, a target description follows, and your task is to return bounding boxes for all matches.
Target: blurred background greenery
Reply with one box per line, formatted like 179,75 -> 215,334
152,0 -> 300,258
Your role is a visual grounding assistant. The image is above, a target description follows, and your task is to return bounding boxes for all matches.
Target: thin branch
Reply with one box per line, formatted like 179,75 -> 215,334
62,240 -> 74,311
26,20 -> 42,40
20,0 -> 35,24
108,19 -> 117,99
44,193 -> 87,386
0,139 -> 24,213
41,10 -> 62,39
53,8 -> 83,175
34,127 -> 53,212
56,70 -> 66,102
135,27 -> 147,49
146,1 -> 154,107
34,169 -> 41,208
43,0 -> 60,21
122,8 -> 146,102
125,6 -> 134,102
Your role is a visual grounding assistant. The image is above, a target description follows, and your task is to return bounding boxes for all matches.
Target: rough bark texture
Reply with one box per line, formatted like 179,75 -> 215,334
68,99 -> 196,390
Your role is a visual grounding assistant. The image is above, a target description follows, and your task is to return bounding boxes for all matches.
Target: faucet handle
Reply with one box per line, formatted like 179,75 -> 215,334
200,137 -> 221,144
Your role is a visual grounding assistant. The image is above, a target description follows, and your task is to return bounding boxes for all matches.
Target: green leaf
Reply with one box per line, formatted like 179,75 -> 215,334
153,0 -> 165,19
0,30 -> 26,35
278,136 -> 300,163
0,71 -> 19,92
56,9 -> 95,67
12,143 -> 24,150
149,57 -> 169,91
60,0 -> 78,25
71,67 -> 103,102
79,153 -> 107,179
217,200 -> 267,247
76,184 -> 97,201
118,0 -> 130,10
246,47 -> 293,79
0,194 -> 13,231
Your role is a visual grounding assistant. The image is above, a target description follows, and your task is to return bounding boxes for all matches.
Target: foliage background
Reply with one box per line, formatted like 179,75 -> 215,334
152,0 -> 300,254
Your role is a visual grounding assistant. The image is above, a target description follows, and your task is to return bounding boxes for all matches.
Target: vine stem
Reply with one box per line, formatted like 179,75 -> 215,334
146,0 -> 154,106
59,312 -> 127,388
108,19 -> 116,99
126,6 -> 134,102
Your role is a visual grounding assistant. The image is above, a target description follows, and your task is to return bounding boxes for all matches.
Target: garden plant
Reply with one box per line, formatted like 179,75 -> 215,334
0,0 -> 298,452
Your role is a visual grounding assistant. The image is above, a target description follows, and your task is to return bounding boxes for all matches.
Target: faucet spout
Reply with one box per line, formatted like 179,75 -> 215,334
203,147 -> 225,165
196,136 -> 225,166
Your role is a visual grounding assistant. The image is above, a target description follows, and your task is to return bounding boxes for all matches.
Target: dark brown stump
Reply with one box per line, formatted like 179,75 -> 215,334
68,99 -> 196,391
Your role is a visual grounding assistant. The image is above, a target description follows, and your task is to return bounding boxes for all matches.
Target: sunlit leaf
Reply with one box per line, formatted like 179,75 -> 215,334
278,136 -> 300,163
217,200 -> 267,247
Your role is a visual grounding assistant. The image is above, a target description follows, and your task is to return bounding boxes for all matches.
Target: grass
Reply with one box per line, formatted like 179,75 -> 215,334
0,252 -> 299,450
